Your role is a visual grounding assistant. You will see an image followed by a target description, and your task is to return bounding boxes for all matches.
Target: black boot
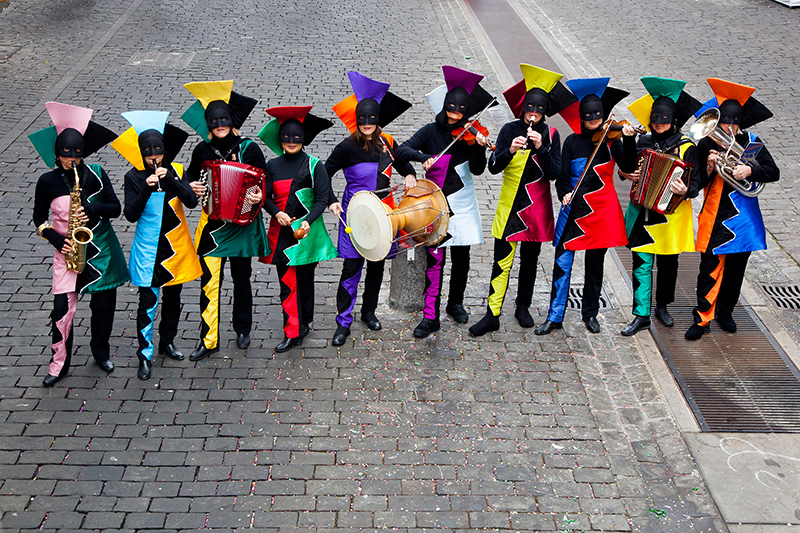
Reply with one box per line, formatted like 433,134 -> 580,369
236,333 -> 251,349
189,343 -> 219,362
583,316 -> 600,334
158,343 -> 184,361
514,307 -> 535,328
138,359 -> 152,381
654,306 -> 674,327
534,320 -> 562,335
275,337 -> 303,353
468,314 -> 500,337
445,304 -> 468,324
621,316 -> 651,336
413,318 -> 440,338
685,323 -> 710,341
42,374 -> 60,387
360,312 -> 382,331
716,314 -> 737,333
331,326 -> 350,347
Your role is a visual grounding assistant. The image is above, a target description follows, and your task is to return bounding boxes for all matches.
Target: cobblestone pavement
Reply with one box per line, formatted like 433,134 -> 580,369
0,0 -> 768,531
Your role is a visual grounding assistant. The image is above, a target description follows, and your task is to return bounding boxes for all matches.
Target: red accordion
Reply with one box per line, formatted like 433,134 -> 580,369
630,149 -> 693,215
200,160 -> 266,225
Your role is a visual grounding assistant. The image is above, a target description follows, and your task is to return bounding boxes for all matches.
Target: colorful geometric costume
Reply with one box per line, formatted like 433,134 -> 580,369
688,78 -> 779,336
182,81 -> 269,355
623,77 -> 702,324
259,106 -> 337,344
327,71 -> 414,334
397,66 -> 495,330
543,78 -> 636,326
30,102 -> 127,383
113,110 -> 202,368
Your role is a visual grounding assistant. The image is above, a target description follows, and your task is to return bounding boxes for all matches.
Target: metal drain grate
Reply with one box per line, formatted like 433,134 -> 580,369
567,287 -> 615,310
760,284 -> 800,310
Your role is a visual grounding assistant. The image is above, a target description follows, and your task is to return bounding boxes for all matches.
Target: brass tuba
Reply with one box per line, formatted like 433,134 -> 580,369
688,108 -> 764,197
65,163 -> 94,273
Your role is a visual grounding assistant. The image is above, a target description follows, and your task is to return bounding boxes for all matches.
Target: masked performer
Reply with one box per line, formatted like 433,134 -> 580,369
397,66 -> 495,337
535,78 -> 636,335
181,80 -> 269,361
30,102 -> 127,386
326,71 -> 415,346
685,78 -> 779,340
112,111 -> 202,380
258,106 -> 337,352
469,64 -> 575,336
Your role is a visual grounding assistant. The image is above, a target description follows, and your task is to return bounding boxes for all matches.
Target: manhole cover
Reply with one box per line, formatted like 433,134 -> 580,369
760,284 -> 800,310
127,51 -> 195,69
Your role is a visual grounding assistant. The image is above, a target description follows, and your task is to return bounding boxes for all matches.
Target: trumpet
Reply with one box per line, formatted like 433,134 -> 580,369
688,108 -> 764,197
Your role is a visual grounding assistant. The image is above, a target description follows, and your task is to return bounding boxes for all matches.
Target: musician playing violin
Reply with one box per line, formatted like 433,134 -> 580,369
618,77 -> 702,337
397,66 -> 493,338
535,78 -> 637,336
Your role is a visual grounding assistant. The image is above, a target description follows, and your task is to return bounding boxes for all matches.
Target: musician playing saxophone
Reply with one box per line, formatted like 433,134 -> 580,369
618,77 -> 702,337
30,102 -> 127,387
685,78 -> 780,340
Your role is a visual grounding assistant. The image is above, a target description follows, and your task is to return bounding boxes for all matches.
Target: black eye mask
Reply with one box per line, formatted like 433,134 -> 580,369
280,119 -> 305,145
55,128 -> 85,159
579,94 -> 603,122
444,87 -> 469,115
138,129 -> 165,165
650,96 -> 675,126
719,99 -> 742,126
205,100 -> 233,131
522,88 -> 549,118
356,98 -> 380,126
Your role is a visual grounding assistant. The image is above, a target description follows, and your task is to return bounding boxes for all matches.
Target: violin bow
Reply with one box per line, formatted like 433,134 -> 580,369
431,97 -> 497,166
565,115 -> 615,207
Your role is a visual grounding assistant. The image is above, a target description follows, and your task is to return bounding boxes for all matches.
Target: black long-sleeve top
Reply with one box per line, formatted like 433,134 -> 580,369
397,120 -> 487,197
33,163 -> 121,251
488,118 -> 561,179
185,134 -> 268,182
324,135 -> 416,205
263,150 -> 330,226
695,131 -> 780,190
123,164 -> 198,223
555,131 -> 637,201
635,130 -> 701,199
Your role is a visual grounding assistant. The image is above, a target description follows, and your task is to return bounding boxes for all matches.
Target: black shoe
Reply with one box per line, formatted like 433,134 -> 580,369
360,312 -> 382,331
716,314 -> 737,333
534,320 -> 562,335
685,324 -> 710,341
138,359 -> 152,381
97,360 -> 115,373
654,306 -> 674,327
158,343 -> 184,361
514,307 -> 535,328
468,314 -> 500,337
445,304 -> 469,324
621,316 -> 651,336
413,317 -> 440,338
275,336 -> 303,353
583,316 -> 600,334
42,374 -> 60,387
236,333 -> 251,349
189,343 -> 219,361
331,326 -> 350,346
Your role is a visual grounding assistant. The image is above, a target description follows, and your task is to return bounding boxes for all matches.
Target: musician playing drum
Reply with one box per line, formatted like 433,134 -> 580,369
685,78 -> 780,340
259,106 -> 337,353
469,64 -> 573,337
30,102 -> 127,387
182,81 -> 269,361
397,66 -> 494,338
326,72 -> 416,347
619,77 -> 702,336
114,111 -> 202,380
535,78 -> 637,336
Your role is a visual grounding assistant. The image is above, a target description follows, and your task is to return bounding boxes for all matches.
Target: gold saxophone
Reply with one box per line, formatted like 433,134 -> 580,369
65,163 -> 94,273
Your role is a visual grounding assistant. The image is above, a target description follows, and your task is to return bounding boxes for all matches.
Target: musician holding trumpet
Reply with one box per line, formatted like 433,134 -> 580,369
618,77 -> 702,337
684,78 -> 780,341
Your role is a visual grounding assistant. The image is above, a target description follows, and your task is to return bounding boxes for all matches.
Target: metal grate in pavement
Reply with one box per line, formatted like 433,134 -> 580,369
760,284 -> 800,310
567,286 -> 615,310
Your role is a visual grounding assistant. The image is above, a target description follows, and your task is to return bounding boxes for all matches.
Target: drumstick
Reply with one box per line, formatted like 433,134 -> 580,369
335,212 -> 352,234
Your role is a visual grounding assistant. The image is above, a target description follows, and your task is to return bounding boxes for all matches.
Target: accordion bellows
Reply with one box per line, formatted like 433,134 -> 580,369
201,161 -> 266,225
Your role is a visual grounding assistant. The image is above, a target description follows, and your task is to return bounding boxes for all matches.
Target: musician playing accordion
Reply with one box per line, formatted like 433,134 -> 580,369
685,78 -> 780,341
181,81 -> 270,361
619,77 -> 703,337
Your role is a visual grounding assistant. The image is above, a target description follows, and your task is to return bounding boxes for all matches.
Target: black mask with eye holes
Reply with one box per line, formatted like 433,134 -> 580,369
205,100 -> 233,131
55,128 -> 85,160
522,88 -> 549,118
719,99 -> 742,126
279,119 -> 305,146
444,87 -> 470,116
356,98 -> 380,126
579,94 -> 603,122
650,96 -> 675,126
138,129 -> 165,167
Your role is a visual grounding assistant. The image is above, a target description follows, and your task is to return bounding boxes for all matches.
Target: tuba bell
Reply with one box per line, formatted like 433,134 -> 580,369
688,108 -> 764,197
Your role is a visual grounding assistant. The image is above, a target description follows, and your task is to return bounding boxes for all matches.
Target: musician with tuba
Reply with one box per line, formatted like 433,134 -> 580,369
397,66 -> 495,338
182,81 -> 270,361
619,77 -> 702,336
30,102 -> 128,387
684,78 -> 780,340
113,111 -> 202,380
469,64 -> 574,337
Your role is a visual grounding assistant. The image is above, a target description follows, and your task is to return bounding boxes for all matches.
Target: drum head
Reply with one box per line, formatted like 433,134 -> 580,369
347,191 -> 394,261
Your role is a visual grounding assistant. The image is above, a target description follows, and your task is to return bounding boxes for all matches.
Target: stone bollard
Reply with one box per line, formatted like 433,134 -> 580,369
388,247 -> 427,311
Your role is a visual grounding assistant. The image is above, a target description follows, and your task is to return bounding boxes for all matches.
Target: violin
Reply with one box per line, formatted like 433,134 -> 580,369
592,119 -> 646,143
452,120 -> 496,151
